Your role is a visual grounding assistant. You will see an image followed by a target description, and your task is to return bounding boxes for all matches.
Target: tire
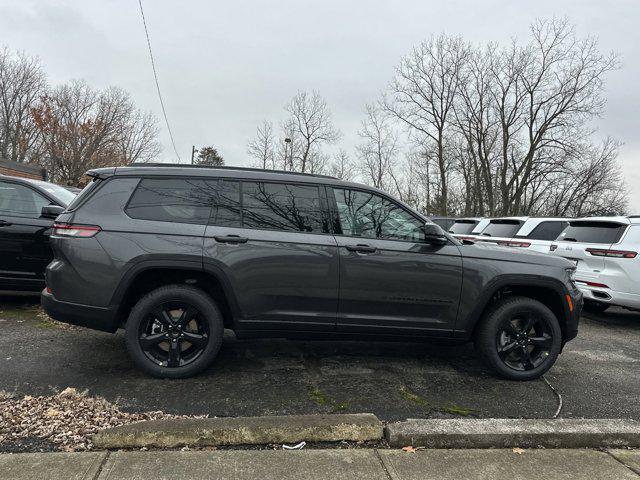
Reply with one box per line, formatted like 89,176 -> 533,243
125,285 -> 224,379
583,299 -> 610,314
474,296 -> 562,381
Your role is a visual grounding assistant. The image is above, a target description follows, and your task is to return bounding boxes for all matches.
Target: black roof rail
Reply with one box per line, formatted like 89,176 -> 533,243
127,163 -> 338,180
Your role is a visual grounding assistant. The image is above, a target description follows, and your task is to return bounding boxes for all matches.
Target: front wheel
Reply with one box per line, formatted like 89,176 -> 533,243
474,296 -> 562,381
125,285 -> 224,378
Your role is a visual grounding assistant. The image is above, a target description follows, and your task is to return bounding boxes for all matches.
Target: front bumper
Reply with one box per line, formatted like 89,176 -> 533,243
564,288 -> 583,343
41,288 -> 119,333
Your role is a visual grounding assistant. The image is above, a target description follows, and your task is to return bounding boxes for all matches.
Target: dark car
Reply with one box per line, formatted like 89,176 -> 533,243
42,165 -> 582,380
0,175 -> 76,292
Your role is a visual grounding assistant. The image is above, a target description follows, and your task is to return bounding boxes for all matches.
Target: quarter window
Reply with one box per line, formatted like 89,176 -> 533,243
241,182 -> 326,233
518,221 -> 569,241
0,181 -> 51,218
333,188 -> 425,242
126,178 -> 212,224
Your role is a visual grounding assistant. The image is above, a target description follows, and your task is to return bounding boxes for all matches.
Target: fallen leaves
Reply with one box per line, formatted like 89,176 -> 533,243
0,388 -> 202,451
512,447 -> 526,455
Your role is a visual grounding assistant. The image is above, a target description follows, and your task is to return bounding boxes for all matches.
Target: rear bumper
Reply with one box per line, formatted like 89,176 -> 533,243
41,289 -> 119,333
577,285 -> 640,310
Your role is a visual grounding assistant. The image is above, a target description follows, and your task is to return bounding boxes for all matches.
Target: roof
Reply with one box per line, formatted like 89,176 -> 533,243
571,216 -> 630,225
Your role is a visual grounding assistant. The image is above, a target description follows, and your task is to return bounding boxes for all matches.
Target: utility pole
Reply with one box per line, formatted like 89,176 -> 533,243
284,138 -> 292,171
191,145 -> 198,165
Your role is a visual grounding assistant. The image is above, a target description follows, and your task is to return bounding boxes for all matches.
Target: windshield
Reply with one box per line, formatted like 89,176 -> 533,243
480,220 -> 523,238
449,221 -> 478,234
27,180 -> 77,206
557,221 -> 627,244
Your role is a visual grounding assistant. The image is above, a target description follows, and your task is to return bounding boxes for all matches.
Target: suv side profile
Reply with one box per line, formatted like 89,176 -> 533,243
474,217 -> 570,253
42,165 -> 582,380
550,217 -> 640,313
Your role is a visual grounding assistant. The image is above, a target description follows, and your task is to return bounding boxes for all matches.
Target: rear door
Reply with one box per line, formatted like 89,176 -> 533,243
329,186 -> 462,337
0,180 -> 56,290
202,179 -> 339,332
552,220 -> 628,281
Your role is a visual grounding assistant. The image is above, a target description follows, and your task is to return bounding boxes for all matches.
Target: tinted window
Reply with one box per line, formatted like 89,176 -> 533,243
27,180 -> 76,206
333,188 -> 425,242
479,220 -> 523,238
241,182 -> 326,233
0,181 -> 51,217
557,221 -> 627,244
126,178 -> 211,224
432,218 -> 455,230
209,180 -> 241,227
518,221 -> 568,241
449,220 -> 478,234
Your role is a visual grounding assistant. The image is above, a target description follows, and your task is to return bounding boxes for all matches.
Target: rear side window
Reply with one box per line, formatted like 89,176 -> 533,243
126,178 -> 211,224
67,178 -> 101,211
518,221 -> 568,241
449,220 -> 478,234
557,221 -> 627,244
241,182 -> 326,233
479,220 -> 523,238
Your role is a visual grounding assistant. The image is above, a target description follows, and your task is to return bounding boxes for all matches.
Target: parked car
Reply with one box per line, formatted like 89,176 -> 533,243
430,216 -> 457,231
42,165 -> 582,380
550,216 -> 639,313
474,217 -> 570,253
0,175 -> 76,292
448,217 -> 490,241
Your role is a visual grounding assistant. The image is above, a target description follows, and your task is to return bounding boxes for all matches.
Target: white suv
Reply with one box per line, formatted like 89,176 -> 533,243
549,216 -> 640,312
474,217 -> 570,253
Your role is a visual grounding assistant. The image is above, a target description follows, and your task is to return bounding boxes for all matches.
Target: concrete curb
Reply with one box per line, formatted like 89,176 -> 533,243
385,418 -> 640,448
92,413 -> 383,449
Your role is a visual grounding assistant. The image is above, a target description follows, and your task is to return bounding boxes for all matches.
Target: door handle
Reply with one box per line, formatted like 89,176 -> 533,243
346,244 -> 377,254
213,235 -> 248,244
0,220 -> 12,227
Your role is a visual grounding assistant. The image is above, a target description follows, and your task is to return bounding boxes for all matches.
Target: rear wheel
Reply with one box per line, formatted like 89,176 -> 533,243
583,299 -> 610,314
125,285 -> 224,378
474,296 -> 562,381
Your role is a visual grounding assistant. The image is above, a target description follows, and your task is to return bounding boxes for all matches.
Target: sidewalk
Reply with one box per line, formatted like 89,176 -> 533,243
1,448 -> 639,480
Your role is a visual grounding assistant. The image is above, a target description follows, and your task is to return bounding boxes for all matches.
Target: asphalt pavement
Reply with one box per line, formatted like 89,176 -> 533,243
0,296 -> 638,422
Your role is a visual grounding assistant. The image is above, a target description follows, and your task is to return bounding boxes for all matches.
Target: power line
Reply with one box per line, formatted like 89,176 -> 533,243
137,0 -> 181,161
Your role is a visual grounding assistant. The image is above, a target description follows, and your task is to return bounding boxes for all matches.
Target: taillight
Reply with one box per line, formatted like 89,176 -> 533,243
575,279 -> 610,288
586,248 -> 637,259
53,223 -> 101,238
498,241 -> 531,248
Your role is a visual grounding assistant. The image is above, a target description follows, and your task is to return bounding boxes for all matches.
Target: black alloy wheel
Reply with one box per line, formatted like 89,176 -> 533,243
496,312 -> 553,371
139,302 -> 209,368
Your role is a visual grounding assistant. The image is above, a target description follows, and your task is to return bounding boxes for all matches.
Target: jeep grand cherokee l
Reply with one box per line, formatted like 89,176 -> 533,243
41,165 -> 582,380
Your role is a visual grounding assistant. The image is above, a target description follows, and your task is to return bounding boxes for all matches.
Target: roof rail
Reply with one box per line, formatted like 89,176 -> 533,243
128,163 -> 338,180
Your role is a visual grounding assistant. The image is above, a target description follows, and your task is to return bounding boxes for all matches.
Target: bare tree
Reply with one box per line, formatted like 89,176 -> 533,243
284,91 -> 341,173
328,149 -> 354,181
116,109 -> 161,164
247,120 -> 275,169
32,80 -> 160,185
0,48 -> 46,163
384,35 -> 470,215
356,104 -> 400,190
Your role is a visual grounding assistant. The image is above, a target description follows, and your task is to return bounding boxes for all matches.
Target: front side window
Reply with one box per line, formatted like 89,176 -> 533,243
209,180 -> 241,227
126,178 -> 211,224
0,181 -> 51,218
241,182 -> 326,233
333,188 -> 425,242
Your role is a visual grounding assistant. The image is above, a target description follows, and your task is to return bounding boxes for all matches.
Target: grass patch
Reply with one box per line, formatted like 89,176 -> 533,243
308,387 -> 349,413
399,385 -> 431,408
441,404 -> 475,416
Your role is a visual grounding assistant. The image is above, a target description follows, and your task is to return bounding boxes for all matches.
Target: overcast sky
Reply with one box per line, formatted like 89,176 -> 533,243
1,0 -> 638,211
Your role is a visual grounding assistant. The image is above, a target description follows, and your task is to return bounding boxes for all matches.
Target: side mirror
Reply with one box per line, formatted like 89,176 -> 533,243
423,223 -> 448,246
41,204 -> 65,219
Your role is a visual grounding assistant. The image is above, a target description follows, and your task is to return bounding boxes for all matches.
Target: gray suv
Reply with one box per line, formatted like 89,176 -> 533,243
41,165 -> 583,380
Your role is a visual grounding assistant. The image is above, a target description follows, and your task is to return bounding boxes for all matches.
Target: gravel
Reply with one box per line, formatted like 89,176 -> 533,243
0,388 -> 202,452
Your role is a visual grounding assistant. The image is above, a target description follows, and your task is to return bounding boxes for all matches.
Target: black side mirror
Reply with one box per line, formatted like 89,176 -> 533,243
423,223 -> 448,246
41,204 -> 65,219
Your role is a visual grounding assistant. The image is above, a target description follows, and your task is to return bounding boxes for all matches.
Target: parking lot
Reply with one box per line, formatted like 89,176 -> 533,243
1,295 -> 639,423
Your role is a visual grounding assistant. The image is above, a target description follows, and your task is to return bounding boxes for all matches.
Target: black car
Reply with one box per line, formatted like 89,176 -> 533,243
0,175 -> 76,292
42,165 -> 582,380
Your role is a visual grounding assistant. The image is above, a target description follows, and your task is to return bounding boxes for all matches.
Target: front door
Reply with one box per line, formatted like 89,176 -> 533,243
329,187 -> 463,337
203,179 -> 339,332
0,180 -> 55,290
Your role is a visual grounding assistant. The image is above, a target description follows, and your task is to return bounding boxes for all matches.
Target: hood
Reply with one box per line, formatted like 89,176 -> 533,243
459,242 -> 574,268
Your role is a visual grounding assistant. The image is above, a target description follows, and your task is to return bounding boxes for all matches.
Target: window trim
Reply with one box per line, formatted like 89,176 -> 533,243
0,179 -> 57,219
326,185 -> 431,244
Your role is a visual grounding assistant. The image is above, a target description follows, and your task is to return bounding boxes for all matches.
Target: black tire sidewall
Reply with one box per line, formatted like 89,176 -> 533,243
475,296 -> 563,381
125,285 -> 224,379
